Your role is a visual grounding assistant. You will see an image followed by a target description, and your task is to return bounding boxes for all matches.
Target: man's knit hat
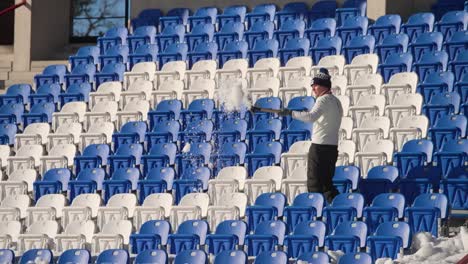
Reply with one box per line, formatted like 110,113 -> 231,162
312,68 -> 332,89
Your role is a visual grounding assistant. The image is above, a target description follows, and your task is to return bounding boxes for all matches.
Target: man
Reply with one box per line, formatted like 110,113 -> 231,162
279,68 -> 343,204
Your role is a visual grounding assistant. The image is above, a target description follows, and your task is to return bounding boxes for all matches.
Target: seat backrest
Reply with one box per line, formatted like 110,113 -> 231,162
58,249 -> 90,264
255,251 -> 288,263
179,193 -> 210,211
190,78 -> 216,92
174,250 -> 207,264
359,116 -> 390,136
20,249 -> 53,264
149,142 -> 177,157
413,31 -> 443,47
405,12 -> 435,29
287,141 -> 312,153
139,220 -> 171,244
71,193 -> 102,209
27,220 -> 59,237
334,165 -> 360,189
160,60 -> 187,72
176,220 -> 209,244
120,121 -> 147,137
441,139 -> 467,153
292,193 -> 325,216
341,15 -> 368,31
331,193 -> 364,214
135,249 -> 167,264
332,221 -> 367,243
36,193 -> 66,209
215,220 -> 247,243
337,253 -> 372,264
362,140 -> 394,160
42,168 -> 71,186
372,193 -> 405,217
112,168 -> 140,188
254,192 -> 286,216
106,193 -> 138,215
131,61 -> 157,74
435,115 -> 467,136
214,250 -> 247,264
96,249 -> 129,264
401,139 -> 433,156
375,221 -> 410,248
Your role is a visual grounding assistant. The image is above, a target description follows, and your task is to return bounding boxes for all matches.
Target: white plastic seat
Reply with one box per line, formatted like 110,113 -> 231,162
89,82 -> 122,108
0,170 -> 37,200
278,76 -> 311,105
0,221 -> 21,249
0,194 -> 30,221
247,77 -> 280,103
15,123 -> 50,150
348,94 -> 386,128
133,193 -> 173,230
278,56 -> 312,86
153,61 -> 186,89
343,54 -> 379,85
352,116 -> 391,152
182,78 -> 216,106
120,79 -> 153,109
84,101 -> 118,129
52,102 -> 87,131
336,95 -> 350,117
310,55 -> 345,76
207,192 -> 247,229
0,145 -> 10,170
354,139 -> 394,177
7,145 -> 43,175
389,115 -> 429,151
62,193 -> 101,229
97,193 -> 137,231
281,165 -> 308,204
92,220 -> 132,255
280,141 -> 311,179
246,58 -> 280,86
151,79 -> 184,106
79,122 -> 114,152
216,59 -> 248,82
339,116 -> 353,140
208,166 -> 247,205
47,123 -> 82,150
385,93 -> 423,127
123,62 -> 156,89
337,140 -> 356,166
17,220 -> 59,254
115,100 -> 150,129
170,193 -> 209,231
244,166 -> 283,204
345,73 -> 383,105
330,75 -> 348,95
26,194 -> 66,226
40,144 -> 76,175
185,60 -> 217,88
55,220 -> 95,254
381,72 -> 418,105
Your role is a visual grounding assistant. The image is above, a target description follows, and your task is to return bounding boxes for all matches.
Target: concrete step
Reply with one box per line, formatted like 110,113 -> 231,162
4,79 -> 34,87
8,71 -> 40,81
31,60 -> 69,71
0,72 -> 9,81
0,60 -> 12,71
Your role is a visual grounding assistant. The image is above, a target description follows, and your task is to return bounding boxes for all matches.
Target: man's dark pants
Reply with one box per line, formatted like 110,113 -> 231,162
307,143 -> 340,204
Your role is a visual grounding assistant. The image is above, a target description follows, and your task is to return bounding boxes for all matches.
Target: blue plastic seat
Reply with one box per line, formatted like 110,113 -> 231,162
29,83 -> 61,106
278,37 -> 310,66
409,32 -> 443,62
58,83 -> 92,105
0,103 -> 23,125
185,23 -> 215,51
187,41 -> 218,68
434,11 -> 468,41
68,168 -> 106,201
34,64 -> 67,87
217,5 -> 247,28
309,36 -> 342,65
135,249 -> 167,264
155,24 -> 185,51
181,99 -> 215,128
174,250 -> 207,264
74,144 -> 110,174
130,220 -> 171,254
394,139 -> 434,177
0,84 -> 31,105
0,123 -> 15,146
335,0 -> 367,26
375,34 -> 409,63
359,166 -> 399,205
214,118 -> 247,145
325,221 -> 367,254
440,166 -> 468,211
141,143 -> 177,175
96,249 -> 129,264
443,31 -> 468,61
245,192 -> 286,232
206,220 -> 247,255
449,49 -> 468,81
274,19 -> 306,49
297,251 -> 329,264
367,221 -> 411,261
138,167 -> 175,202
423,91 -> 460,127
405,193 -> 448,237
308,1 -> 337,22
399,165 -> 442,205
434,139 -> 467,178
127,26 -> 157,53
99,44 -> 129,67
363,193 -> 406,234
245,4 -> 276,28
168,220 -> 209,254
33,168 -> 70,201
214,22 -> 245,51
19,249 -> 53,264
103,167 -> 140,202
305,18 -> 336,49
455,72 -> 468,104
131,9 -> 162,30
245,141 -> 282,176
179,120 -> 214,146
336,16 -> 368,47
245,220 -> 286,256
176,142 -> 212,179
247,118 -> 282,152
284,192 -> 325,232
97,27 -> 128,55
333,165 -> 360,194
338,252 -> 372,264
149,99 -> 182,127
252,97 -> 283,125
247,39 -> 279,67
280,119 -> 312,152
401,12 -> 435,43
244,21 -> 275,49
323,193 -> 365,234
284,220 -> 326,258
417,71 -> 455,104
218,40 -> 248,67
94,62 -> 126,88
146,120 -> 180,148
57,249 -> 90,264
377,52 -> 413,82
342,35 -> 375,64
174,166 -> 210,203
429,114 -> 467,152
69,46 -> 100,69
254,251 -> 288,264
282,96 -> 315,127
128,43 -> 158,69
112,121 -> 147,150
107,144 -> 143,176
414,50 -> 448,84
275,2 -> 308,29
160,8 -> 190,30
188,7 -> 218,29
214,250 -> 247,264
21,102 -> 55,127
368,14 -> 402,44
211,142 -> 247,175
157,42 -> 189,67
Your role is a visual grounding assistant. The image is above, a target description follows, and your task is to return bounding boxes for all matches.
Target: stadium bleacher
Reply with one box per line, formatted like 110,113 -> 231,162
0,0 -> 466,263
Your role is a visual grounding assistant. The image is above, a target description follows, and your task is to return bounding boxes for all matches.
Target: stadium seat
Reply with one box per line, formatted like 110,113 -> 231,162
55,220 -> 95,253
274,19 -> 306,49
342,35 -> 375,64
305,18 -> 336,48
375,33 -> 410,64
394,139 -> 433,177
57,249 -> 90,264
29,83 -> 61,106
440,166 -> 468,212
443,31 -> 468,61
450,49 -> 468,82
284,220 -> 326,258
33,168 -> 70,201
170,193 -> 209,231
325,221 -> 367,254
174,249 -> 207,264
188,6 -> 217,29
378,52 -> 413,82
335,0 -> 367,26
64,63 -> 96,87
107,143 -> 143,176
155,24 -> 185,51
363,193 -> 406,234
338,252 -> 372,264
336,16 -> 368,47
367,221 -> 410,261
133,193 -> 173,228
428,114 -> 467,151
206,220 -> 247,255
368,14 -> 402,44
245,3 -> 276,28
323,193 -> 365,234
214,250 -> 247,264
405,193 -> 448,237
247,39 -> 279,67
401,12 -> 435,43
61,193 -> 101,228
309,36 -> 342,65
308,0 -> 336,22
283,193 -> 325,232
127,26 -> 157,53
17,220 -> 58,253
245,192 -> 286,232
98,44 -> 129,67
69,46 -> 100,69
157,43 -> 188,68
95,249 -> 129,264
187,42 -> 218,68
434,11 -> 468,41
0,123 -> 17,145
417,71 -> 454,105
333,165 -> 359,194
34,64 -> 67,87
217,5 -> 247,28
135,249 -> 167,264
245,220 -> 286,256
275,2 -> 308,28
185,23 -> 215,51
94,62 -> 126,88
19,249 -> 53,264
413,50 -> 448,83
159,8 -> 190,30
97,27 -> 127,54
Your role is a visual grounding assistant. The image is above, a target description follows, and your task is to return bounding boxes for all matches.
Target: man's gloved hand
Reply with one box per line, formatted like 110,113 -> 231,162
278,108 -> 292,116
251,106 -> 261,112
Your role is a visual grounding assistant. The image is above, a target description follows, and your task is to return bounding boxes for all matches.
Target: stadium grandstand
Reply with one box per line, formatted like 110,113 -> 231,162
0,0 -> 466,263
